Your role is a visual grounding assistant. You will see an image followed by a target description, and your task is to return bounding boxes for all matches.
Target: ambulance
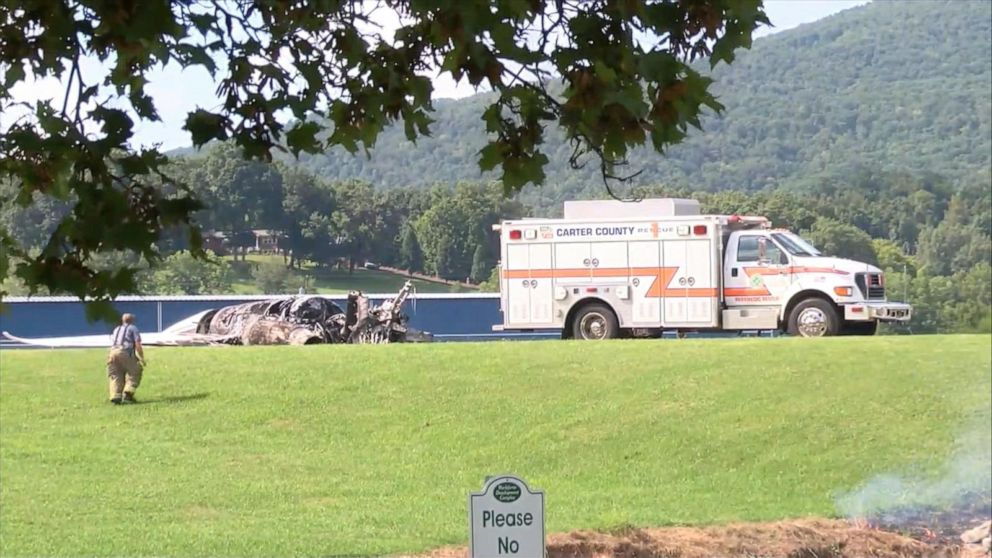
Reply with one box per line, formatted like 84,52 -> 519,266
492,198 -> 912,339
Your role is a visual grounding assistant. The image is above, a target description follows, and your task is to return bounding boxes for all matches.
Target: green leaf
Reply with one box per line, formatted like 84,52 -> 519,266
189,13 -> 215,35
594,60 -> 617,84
638,51 -> 679,82
409,76 -> 433,107
285,121 -> 321,156
183,110 -> 229,146
478,142 -> 504,171
710,34 -> 739,68
402,112 -> 421,142
91,107 -> 134,144
129,90 -> 159,121
607,87 -> 648,119
117,155 -> 149,175
502,151 -> 548,190
4,62 -> 24,89
78,85 -> 99,104
176,44 -> 217,75
481,104 -> 505,134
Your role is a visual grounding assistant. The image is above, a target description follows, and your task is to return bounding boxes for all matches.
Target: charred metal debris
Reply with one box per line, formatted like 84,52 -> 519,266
194,281 -> 431,345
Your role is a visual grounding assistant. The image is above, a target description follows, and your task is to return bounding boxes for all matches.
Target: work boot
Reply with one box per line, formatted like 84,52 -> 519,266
110,396 -> 122,405
122,392 -> 136,404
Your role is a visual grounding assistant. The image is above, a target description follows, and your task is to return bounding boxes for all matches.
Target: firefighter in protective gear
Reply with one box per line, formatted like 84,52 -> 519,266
107,313 -> 145,404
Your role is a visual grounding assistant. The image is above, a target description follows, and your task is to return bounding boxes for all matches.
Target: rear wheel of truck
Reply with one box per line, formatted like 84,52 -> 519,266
572,304 -> 620,340
787,299 -> 840,338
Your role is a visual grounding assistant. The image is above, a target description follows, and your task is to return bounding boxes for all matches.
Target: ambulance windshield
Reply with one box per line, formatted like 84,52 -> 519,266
772,232 -> 821,257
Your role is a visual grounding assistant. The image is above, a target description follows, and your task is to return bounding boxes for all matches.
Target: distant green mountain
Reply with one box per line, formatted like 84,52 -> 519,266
265,0 -> 989,211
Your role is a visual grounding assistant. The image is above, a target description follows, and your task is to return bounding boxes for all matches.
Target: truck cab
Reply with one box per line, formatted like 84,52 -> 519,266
721,223 -> 911,337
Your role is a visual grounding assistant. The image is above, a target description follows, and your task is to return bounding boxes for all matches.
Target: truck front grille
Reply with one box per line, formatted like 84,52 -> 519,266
855,273 -> 886,299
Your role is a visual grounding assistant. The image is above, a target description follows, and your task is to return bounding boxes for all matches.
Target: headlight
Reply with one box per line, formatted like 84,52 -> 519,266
833,286 -> 853,297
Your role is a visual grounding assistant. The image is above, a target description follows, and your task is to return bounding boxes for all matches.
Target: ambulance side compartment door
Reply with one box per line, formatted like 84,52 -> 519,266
554,242 -> 591,283
589,241 -> 628,272
529,243 -> 554,325
685,238 -> 716,324
505,242 -> 532,325
629,241 -> 661,324
662,240 -> 688,324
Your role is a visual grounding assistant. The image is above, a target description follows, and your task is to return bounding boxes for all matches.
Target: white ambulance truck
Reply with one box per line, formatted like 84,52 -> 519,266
492,198 -> 912,339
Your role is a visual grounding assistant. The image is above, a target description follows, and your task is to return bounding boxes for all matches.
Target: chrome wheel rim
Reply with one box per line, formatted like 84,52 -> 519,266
578,312 -> 609,340
797,307 -> 828,337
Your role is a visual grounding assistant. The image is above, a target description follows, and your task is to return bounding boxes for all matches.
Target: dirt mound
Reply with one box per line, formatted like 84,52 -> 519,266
411,518 -> 970,558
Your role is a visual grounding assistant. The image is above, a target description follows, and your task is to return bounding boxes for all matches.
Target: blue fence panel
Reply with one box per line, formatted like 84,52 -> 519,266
0,300 -> 162,338
0,294 -> 561,345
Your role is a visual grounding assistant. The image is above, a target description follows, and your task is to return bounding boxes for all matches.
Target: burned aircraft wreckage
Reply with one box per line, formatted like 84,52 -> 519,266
1,282 -> 431,348
196,281 -> 431,345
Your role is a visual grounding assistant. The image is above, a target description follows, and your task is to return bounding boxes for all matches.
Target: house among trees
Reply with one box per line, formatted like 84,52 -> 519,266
202,231 -> 229,256
251,229 -> 285,254
200,229 -> 287,259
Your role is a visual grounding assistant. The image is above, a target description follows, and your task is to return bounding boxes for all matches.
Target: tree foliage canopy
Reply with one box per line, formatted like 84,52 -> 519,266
0,0 -> 767,318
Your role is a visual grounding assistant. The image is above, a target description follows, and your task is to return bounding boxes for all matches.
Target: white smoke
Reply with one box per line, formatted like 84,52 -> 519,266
836,416 -> 992,519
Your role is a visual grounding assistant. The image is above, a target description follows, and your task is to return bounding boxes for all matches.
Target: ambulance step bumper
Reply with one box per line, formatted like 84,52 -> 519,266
845,302 -> 912,322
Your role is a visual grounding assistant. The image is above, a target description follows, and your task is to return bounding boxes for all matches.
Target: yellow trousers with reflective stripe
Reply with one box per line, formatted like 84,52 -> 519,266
107,348 -> 142,398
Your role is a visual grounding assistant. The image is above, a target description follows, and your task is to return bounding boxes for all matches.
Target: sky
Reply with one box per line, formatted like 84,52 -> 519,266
6,0 -> 869,151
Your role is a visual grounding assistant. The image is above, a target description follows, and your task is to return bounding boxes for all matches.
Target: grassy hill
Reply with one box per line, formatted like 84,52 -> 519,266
280,0 -> 990,211
1,336 -> 989,556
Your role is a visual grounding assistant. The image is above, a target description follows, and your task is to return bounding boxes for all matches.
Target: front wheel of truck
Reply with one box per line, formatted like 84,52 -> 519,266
787,298 -> 840,337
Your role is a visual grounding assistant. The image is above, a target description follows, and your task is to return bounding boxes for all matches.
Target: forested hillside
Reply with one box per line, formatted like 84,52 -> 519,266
282,0 -> 990,211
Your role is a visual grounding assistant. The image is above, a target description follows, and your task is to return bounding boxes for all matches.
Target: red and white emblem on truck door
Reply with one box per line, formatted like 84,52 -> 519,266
724,266 -> 851,300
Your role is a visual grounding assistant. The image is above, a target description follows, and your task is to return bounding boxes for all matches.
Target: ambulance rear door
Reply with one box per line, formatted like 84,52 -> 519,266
504,239 -> 553,326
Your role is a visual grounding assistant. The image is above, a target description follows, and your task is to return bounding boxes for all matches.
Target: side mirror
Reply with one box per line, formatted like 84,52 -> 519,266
780,252 -> 789,265
757,237 -> 768,263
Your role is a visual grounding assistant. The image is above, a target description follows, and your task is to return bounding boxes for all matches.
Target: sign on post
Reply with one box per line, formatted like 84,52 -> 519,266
468,475 -> 545,558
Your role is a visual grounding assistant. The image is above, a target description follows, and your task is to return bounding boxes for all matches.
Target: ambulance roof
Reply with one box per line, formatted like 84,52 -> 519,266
562,198 -> 700,219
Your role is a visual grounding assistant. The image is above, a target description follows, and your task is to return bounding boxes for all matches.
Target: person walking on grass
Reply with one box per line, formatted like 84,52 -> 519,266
107,313 -> 145,405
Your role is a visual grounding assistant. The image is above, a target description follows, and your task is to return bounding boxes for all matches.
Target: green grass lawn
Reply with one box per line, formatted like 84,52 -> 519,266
227,255 -> 470,295
1,336 -> 989,556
